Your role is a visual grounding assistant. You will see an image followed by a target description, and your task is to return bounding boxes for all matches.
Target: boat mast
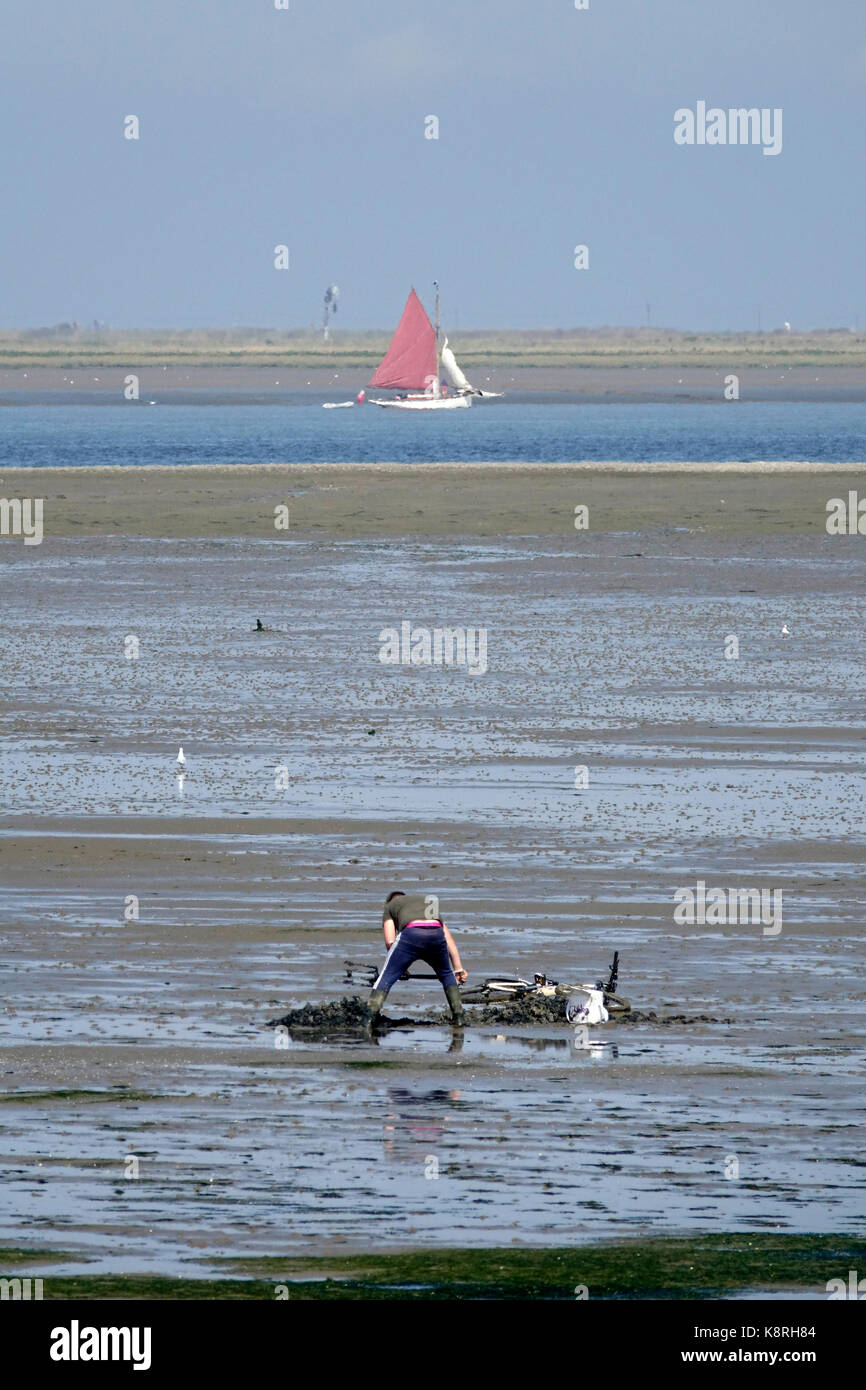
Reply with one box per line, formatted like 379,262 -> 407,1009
433,280 -> 441,391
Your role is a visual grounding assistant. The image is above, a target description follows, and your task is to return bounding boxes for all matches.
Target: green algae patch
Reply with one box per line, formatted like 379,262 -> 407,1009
214,1233 -> 866,1299
0,1273 -> 277,1301
341,1059 -> 404,1069
19,1234 -> 863,1300
0,1089 -> 165,1106
0,1248 -> 86,1267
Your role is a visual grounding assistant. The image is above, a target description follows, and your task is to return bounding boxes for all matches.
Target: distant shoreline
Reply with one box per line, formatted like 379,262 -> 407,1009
1,328 -> 865,376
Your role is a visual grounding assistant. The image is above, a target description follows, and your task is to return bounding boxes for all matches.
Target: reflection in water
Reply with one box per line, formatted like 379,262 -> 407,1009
572,1040 -> 618,1060
287,1027 -> 376,1046
285,1023 -> 466,1050
383,1086 -> 462,1163
490,1032 -> 619,1059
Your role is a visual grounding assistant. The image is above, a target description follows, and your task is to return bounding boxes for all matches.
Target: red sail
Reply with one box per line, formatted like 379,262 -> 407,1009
369,288 -> 437,390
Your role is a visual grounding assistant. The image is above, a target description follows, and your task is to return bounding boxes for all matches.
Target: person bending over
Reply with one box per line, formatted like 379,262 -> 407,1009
367,890 -> 467,1026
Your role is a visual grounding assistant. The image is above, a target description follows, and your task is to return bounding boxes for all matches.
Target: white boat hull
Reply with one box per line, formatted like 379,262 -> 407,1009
370,394 -> 471,410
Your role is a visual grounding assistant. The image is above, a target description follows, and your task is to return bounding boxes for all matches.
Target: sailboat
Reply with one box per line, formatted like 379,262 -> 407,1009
367,284 -> 501,410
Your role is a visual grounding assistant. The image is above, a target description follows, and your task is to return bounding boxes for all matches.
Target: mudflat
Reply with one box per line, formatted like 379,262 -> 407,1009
3,361 -> 866,404
1,464 -> 864,1290
1,461 -> 865,539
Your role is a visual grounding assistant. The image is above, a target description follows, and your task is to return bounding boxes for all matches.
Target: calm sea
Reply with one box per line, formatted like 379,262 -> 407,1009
1,400 -> 865,466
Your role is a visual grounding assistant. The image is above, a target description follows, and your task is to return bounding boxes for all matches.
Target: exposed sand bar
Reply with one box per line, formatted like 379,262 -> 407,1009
3,363 -> 866,402
1,462 -> 865,538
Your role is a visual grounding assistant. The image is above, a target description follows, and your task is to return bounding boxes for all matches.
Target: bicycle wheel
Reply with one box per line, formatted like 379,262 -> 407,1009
460,979 -> 533,1005
459,988 -> 490,1004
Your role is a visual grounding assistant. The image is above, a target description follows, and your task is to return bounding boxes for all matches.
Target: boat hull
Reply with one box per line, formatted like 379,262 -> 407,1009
370,395 -> 471,410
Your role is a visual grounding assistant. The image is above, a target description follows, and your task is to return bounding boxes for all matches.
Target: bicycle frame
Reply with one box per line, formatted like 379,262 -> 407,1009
343,953 -> 626,1012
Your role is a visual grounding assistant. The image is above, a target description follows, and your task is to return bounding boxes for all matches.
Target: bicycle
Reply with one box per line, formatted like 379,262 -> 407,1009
343,951 -> 630,1019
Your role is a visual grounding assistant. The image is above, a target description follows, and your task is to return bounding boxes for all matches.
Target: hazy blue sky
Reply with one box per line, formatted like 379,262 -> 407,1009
1,1 -> 863,331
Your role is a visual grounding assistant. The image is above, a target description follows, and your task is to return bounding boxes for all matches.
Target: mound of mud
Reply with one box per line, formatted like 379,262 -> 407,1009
268,997 -> 731,1032
465,995 -> 570,1025
268,998 -> 373,1030
468,1001 -> 730,1026
270,995 -> 578,1031
267,998 -> 433,1031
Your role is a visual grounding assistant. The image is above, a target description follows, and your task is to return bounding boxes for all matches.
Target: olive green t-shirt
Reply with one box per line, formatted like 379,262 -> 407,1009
382,892 -> 442,934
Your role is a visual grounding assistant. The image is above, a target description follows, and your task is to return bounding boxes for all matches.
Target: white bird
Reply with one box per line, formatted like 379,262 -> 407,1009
176,747 -> 186,767
784,321 -> 791,332
781,624 -> 790,637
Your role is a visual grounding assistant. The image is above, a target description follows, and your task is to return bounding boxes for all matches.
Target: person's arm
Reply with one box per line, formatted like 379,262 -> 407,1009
382,915 -> 397,948
442,924 -> 467,984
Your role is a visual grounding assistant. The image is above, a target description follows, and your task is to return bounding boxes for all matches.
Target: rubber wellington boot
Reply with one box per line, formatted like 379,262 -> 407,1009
444,985 -> 466,1027
366,989 -> 387,1023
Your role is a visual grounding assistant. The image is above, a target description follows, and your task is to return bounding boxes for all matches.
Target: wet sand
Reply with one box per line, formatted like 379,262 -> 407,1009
1,461 -> 865,539
1,467 -> 864,1289
3,362 -> 866,405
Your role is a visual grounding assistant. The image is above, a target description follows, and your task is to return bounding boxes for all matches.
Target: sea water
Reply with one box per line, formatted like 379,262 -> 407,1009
1,400 -> 865,467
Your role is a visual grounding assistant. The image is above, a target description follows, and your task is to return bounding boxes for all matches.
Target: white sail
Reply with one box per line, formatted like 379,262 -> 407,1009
440,337 -> 476,395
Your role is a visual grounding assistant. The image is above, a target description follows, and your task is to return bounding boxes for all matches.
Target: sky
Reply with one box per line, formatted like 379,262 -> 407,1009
1,0 -> 863,331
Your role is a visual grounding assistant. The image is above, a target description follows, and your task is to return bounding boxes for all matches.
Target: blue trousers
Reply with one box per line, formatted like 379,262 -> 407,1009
374,927 -> 457,993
